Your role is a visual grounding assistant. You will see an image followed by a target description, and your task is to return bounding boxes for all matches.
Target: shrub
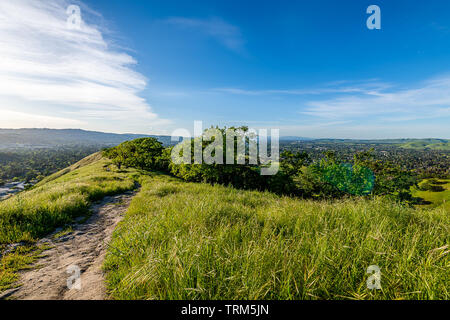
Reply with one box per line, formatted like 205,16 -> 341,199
104,138 -> 166,171
420,182 -> 445,192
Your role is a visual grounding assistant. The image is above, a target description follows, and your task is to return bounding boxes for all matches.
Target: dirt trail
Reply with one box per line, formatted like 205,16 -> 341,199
0,190 -> 137,300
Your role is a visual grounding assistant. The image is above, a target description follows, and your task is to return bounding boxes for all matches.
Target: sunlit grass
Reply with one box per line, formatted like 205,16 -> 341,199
413,179 -> 450,212
0,156 -> 137,245
0,155 -> 138,293
104,174 -> 449,300
1,153 -> 448,299
0,244 -> 51,293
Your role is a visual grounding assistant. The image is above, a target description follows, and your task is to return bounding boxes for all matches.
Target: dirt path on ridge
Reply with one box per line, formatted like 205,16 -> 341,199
0,190 -> 137,300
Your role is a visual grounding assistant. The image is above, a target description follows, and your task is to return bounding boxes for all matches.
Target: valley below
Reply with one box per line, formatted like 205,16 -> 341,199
0,181 -> 27,201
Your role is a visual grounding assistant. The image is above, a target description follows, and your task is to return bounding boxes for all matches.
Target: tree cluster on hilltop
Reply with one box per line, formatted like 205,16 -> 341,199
103,128 -> 420,202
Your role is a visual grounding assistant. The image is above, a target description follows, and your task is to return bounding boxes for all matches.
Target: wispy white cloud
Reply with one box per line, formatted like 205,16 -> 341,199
214,80 -> 391,96
302,76 -> 450,122
165,17 -> 245,53
211,77 -> 450,138
0,0 -> 170,133
213,77 -> 450,124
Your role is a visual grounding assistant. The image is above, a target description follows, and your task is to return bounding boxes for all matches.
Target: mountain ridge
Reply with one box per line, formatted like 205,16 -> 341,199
0,128 -> 180,149
1,128 -> 449,150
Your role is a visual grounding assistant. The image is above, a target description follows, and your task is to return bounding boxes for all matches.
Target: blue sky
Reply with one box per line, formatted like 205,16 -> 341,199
1,0 -> 450,138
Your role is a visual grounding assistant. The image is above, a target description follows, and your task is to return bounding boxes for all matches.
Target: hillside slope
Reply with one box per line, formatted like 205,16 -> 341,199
0,154 -> 140,292
0,154 -> 139,245
413,179 -> 450,212
104,174 -> 449,300
34,152 -> 103,187
1,155 -> 449,299
1,190 -> 136,300
399,139 -> 450,150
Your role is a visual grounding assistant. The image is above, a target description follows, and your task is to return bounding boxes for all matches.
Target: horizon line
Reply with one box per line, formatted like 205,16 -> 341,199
0,127 -> 449,141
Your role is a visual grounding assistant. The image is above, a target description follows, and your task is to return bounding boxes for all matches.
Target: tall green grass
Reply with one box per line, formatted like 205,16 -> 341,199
0,155 -> 138,292
1,153 -> 448,299
0,156 -> 137,245
104,174 -> 449,300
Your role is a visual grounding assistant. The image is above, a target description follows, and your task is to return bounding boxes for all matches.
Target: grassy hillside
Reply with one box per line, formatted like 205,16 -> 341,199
0,156 -> 138,245
34,152 -> 104,187
1,155 -> 448,299
104,174 -> 449,300
0,155 -> 140,291
399,139 -> 450,150
413,179 -> 450,212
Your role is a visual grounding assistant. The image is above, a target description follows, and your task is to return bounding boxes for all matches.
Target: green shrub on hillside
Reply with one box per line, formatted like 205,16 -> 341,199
103,138 -> 167,171
420,181 -> 446,192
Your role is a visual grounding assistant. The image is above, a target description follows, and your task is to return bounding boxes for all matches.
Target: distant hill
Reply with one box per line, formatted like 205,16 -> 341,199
283,137 -> 450,148
1,129 -> 448,150
280,136 -> 315,141
0,129 -> 181,149
398,139 -> 450,151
